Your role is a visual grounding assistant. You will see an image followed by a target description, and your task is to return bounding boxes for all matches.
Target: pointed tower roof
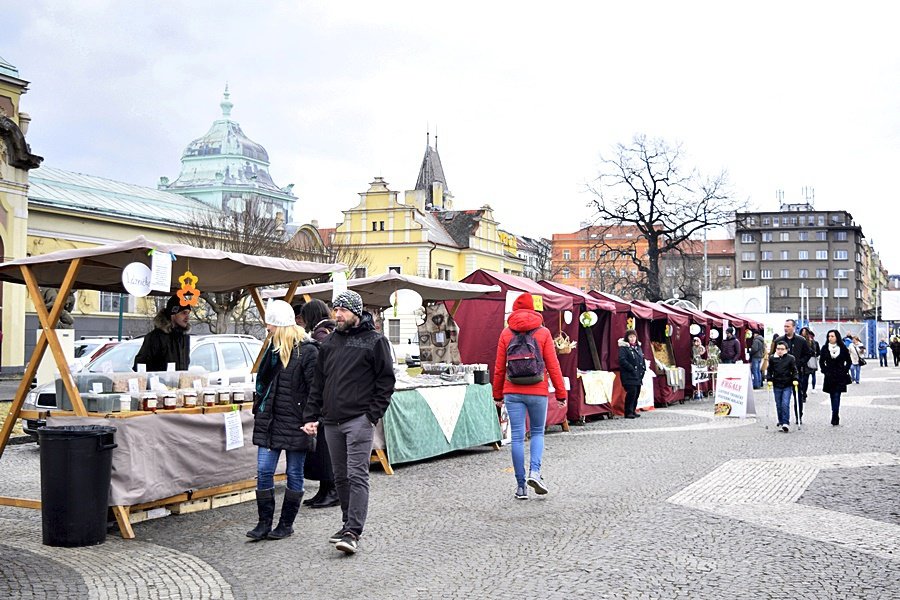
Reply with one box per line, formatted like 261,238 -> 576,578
414,132 -> 450,206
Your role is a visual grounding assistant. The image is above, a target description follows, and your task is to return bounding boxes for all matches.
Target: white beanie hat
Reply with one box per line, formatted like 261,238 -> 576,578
265,300 -> 296,327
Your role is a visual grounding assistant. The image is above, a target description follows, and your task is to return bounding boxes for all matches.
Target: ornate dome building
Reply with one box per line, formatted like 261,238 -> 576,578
160,86 -> 297,221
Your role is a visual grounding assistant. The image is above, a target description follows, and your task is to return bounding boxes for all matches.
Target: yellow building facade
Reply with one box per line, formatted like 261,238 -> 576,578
334,141 -> 524,281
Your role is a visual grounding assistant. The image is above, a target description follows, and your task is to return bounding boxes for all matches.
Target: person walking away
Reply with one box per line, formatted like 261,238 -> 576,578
247,300 -> 318,540
766,340 -> 798,433
878,337 -> 889,368
133,295 -> 192,372
776,319 -> 812,421
847,335 -> 862,384
493,293 -> 567,500
302,291 -> 395,555
749,331 -> 766,389
806,330 -> 821,390
618,329 -> 647,419
298,299 -> 339,509
819,329 -> 851,426
720,328 -> 741,364
890,336 -> 900,367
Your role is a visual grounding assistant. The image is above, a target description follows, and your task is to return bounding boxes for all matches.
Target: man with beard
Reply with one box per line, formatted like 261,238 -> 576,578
775,319 -> 813,421
303,290 -> 395,555
133,295 -> 192,372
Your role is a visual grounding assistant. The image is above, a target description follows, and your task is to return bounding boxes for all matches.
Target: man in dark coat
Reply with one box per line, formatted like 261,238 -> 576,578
618,329 -> 646,419
720,327 -> 742,364
776,319 -> 813,420
133,295 -> 191,372
303,290 -> 395,555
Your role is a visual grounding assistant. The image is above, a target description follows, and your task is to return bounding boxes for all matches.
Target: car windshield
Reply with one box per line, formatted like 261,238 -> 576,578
74,342 -> 102,359
86,343 -> 140,373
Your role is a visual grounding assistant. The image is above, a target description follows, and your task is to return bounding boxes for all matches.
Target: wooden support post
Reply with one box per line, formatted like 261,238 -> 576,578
0,496 -> 41,509
370,449 -> 394,475
248,285 -> 271,373
585,326 -> 602,370
112,506 -> 135,539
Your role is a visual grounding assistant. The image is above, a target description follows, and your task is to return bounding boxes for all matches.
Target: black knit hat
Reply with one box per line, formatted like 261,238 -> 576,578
166,295 -> 191,316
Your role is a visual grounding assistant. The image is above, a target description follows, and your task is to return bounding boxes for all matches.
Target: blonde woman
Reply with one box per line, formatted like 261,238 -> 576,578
247,300 -> 319,541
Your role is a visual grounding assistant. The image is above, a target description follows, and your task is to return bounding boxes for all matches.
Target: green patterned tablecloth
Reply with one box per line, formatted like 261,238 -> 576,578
382,383 -> 502,465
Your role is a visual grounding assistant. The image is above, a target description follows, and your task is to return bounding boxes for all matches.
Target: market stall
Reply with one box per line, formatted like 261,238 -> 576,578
264,272 -> 503,473
704,309 -> 748,362
632,300 -> 690,405
537,280 -> 618,421
454,270 -> 580,431
0,236 -> 346,539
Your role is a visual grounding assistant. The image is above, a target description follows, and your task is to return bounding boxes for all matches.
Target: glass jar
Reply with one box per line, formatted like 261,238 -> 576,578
161,392 -> 177,410
141,392 -> 158,412
182,390 -> 198,408
217,389 -> 232,405
202,389 -> 216,407
231,387 -> 246,404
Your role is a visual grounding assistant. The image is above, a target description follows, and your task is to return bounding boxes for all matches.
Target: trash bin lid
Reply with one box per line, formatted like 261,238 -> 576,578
37,425 -> 117,439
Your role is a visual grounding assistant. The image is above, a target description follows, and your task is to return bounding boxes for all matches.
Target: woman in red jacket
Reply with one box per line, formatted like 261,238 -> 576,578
493,293 -> 567,500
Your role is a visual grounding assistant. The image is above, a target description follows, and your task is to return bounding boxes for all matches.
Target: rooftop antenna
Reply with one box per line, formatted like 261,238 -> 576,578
426,123 -> 430,148
435,124 -> 438,151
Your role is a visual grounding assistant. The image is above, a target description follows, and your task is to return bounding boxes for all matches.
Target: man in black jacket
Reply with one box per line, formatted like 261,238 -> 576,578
776,319 -> 812,420
133,295 -> 191,372
303,290 -> 395,555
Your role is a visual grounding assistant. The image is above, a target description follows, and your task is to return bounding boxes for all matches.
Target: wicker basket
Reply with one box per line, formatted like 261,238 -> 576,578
554,332 -> 576,354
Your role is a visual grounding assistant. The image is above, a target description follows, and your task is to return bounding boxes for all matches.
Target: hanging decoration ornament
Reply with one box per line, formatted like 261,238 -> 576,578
745,329 -> 753,339
579,311 -> 598,328
689,323 -> 701,336
177,270 -> 201,307
665,324 -> 673,338
626,317 -> 635,330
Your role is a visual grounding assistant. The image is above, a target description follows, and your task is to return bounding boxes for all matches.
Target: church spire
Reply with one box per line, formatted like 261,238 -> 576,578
220,83 -> 233,118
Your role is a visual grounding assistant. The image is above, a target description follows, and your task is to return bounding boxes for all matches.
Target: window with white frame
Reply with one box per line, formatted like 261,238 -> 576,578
563,250 -> 570,260
834,269 -> 850,278
579,268 -> 586,278
631,269 -> 637,276
437,266 -> 452,280
725,266 -> 731,276
100,292 -> 134,313
742,270 -> 755,280
798,231 -> 809,241
353,267 -> 367,278
717,266 -> 725,276
816,250 -> 828,260
835,231 -> 848,241
589,249 -> 596,260
779,288 -> 789,297
761,251 -> 773,261
562,267 -> 570,279
834,250 -> 849,260
857,289 -> 862,299
780,232 -> 790,242
761,269 -> 773,279
798,268 -> 809,278
798,250 -> 809,260
741,233 -> 755,243
579,249 -> 586,260
815,287 -> 828,298
762,216 -> 771,225
816,268 -> 828,278
807,216 -> 815,225
762,232 -> 773,242
834,287 -> 849,298
780,269 -> 790,278
741,251 -> 756,261
780,250 -> 790,260
620,268 -> 627,277
387,319 -> 401,344
817,215 -> 825,226
816,231 -> 827,241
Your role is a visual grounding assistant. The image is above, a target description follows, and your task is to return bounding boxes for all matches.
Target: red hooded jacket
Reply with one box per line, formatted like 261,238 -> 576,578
492,295 -> 567,401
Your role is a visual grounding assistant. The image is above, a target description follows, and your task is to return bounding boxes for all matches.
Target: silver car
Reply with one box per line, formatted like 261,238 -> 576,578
23,334 -> 264,438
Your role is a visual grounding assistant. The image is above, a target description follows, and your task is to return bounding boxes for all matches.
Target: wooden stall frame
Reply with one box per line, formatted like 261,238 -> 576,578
0,278 -> 311,540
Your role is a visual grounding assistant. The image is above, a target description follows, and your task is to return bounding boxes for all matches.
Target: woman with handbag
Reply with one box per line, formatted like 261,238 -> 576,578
247,300 -> 319,540
819,329 -> 852,426
847,335 -> 863,384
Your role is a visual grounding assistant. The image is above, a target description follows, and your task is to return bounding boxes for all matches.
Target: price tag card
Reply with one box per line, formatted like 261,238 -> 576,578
224,411 -> 244,451
91,382 -> 104,394
128,378 -> 140,395
166,362 -> 176,372
149,376 -> 162,391
193,379 -> 203,390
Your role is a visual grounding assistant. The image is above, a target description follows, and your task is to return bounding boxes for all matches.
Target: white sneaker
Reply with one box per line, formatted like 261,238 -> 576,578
781,424 -> 789,433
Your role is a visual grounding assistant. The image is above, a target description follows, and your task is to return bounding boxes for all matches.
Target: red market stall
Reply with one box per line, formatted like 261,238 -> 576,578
664,304 -> 716,397
538,280 -> 617,422
631,300 -> 690,405
455,270 -> 578,430
704,309 -> 748,362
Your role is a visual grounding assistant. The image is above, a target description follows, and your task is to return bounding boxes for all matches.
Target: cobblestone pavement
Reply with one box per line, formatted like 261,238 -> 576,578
1,366 -> 899,599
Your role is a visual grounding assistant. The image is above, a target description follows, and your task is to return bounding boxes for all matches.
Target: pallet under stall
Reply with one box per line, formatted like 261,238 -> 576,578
0,236 -> 346,539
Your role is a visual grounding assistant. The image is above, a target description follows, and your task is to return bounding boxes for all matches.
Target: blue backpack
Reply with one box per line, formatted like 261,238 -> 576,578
506,328 -> 546,385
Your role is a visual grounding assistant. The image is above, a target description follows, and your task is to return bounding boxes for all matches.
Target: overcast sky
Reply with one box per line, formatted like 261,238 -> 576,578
6,2 -> 900,270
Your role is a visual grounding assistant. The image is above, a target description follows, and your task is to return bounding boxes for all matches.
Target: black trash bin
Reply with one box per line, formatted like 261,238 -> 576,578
38,425 -> 117,547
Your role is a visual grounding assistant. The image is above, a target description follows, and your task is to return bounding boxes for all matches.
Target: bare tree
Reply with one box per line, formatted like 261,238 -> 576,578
289,228 -> 371,282
587,135 -> 746,301
177,198 -> 298,333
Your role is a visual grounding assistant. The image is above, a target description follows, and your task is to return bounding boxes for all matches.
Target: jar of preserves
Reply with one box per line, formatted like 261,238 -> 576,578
217,389 -> 232,405
182,390 -> 198,408
141,392 -> 158,412
231,387 -> 246,404
161,392 -> 177,410
202,389 -> 216,407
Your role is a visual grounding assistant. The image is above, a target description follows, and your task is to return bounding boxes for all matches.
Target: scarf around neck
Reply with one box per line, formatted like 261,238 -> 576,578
828,343 -> 840,359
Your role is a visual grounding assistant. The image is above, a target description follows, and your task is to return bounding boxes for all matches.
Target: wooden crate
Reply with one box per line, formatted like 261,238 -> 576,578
168,497 -> 212,515
210,489 -> 256,509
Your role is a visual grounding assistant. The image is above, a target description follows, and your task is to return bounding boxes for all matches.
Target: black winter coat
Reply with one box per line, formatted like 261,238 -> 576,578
304,312 -> 395,426
766,353 -> 797,387
819,343 -> 851,395
133,314 -> 190,372
618,339 -> 646,387
776,334 -> 813,374
252,341 -> 318,451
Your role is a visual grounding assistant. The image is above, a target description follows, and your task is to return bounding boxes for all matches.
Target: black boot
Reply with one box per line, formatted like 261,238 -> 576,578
303,483 -> 326,507
310,481 -> 340,509
246,488 -> 275,540
831,412 -> 840,426
268,489 -> 303,540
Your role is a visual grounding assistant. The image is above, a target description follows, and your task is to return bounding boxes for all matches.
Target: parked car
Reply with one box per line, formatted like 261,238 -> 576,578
69,336 -> 124,372
23,334 -> 264,438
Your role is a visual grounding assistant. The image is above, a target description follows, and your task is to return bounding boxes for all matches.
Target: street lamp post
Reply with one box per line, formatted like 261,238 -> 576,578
836,268 -> 854,325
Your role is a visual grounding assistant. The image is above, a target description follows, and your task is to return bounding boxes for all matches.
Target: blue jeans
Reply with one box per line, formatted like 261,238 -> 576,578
257,447 -> 306,491
773,386 -> 792,426
750,358 -> 762,388
829,392 -> 841,414
880,353 -> 888,367
850,364 -> 860,383
505,394 -> 548,487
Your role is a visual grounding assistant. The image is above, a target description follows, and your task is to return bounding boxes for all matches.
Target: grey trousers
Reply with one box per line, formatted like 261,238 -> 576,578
323,414 -> 375,537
